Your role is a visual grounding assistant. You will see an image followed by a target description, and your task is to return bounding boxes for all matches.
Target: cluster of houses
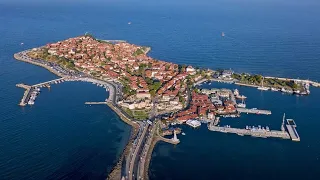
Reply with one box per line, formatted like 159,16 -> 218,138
45,35 -> 199,114
174,89 -> 237,123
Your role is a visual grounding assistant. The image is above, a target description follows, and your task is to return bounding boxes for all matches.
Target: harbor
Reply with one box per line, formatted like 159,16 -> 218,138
208,113 -> 300,141
16,77 -> 117,107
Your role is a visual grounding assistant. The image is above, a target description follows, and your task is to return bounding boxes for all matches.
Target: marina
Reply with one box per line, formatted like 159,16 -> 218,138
16,77 -> 115,107
208,113 -> 299,141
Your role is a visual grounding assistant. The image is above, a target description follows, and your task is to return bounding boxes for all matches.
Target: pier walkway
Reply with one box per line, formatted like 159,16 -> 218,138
32,77 -> 65,87
16,84 -> 32,106
237,108 -> 271,115
286,119 -> 300,141
157,135 -> 180,145
208,123 -> 290,140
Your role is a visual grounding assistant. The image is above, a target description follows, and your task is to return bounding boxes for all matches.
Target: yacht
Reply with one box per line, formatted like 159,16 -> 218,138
237,99 -> 246,108
234,89 -> 239,96
266,126 -> 270,131
270,87 -> 279,91
258,86 -> 269,91
281,88 -> 293,94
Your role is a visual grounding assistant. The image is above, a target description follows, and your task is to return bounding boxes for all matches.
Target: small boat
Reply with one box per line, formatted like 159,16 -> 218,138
20,42 -> 24,45
257,86 -> 269,91
221,32 -> 225,37
128,22 -> 132,25
270,87 -> 279,91
182,132 -> 186,136
234,89 -> 239,96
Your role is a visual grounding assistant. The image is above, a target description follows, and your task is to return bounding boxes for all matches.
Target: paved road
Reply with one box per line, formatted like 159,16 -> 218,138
127,122 -> 149,180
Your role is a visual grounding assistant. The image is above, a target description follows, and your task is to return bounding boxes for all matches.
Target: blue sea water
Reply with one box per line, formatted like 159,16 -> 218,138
0,0 -> 320,179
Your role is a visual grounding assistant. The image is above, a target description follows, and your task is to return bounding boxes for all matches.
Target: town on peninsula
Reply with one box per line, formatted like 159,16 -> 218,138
14,34 -> 320,180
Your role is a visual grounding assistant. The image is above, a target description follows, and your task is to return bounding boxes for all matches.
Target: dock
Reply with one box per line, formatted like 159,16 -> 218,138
208,123 -> 290,140
286,119 -> 300,141
32,77 -> 65,87
208,113 -> 300,141
16,84 -> 32,106
237,108 -> 271,115
85,102 -> 108,105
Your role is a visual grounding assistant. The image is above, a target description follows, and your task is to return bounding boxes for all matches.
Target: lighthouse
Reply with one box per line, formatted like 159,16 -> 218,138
172,130 -> 180,143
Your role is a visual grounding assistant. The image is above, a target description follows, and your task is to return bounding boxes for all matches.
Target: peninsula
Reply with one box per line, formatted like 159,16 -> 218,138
14,34 -> 315,179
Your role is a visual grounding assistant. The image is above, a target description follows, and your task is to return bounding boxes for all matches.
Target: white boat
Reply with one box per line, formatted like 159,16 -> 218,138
270,87 -> 279,91
257,77 -> 269,91
281,88 -> 293,94
234,89 -> 239,96
236,95 -> 247,99
182,132 -> 186,135
257,86 -> 269,91
237,99 -> 246,108
294,90 -> 300,94
237,103 -> 246,108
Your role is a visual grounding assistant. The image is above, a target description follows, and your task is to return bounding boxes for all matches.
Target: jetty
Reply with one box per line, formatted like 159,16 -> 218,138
282,114 -> 300,141
32,77 -> 65,87
208,113 -> 300,141
208,124 -> 290,139
237,108 -> 271,115
16,84 -> 32,106
85,102 -> 108,105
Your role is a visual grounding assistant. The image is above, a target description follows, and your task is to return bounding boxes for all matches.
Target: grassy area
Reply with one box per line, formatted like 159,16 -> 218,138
123,108 -> 149,120
232,73 -> 302,90
27,49 -> 77,71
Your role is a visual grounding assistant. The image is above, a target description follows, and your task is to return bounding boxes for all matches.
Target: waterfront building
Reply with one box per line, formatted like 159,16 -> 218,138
186,120 -> 201,128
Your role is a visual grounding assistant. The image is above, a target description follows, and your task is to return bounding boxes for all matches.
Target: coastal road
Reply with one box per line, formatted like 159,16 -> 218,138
127,122 -> 149,180
137,122 -> 157,179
